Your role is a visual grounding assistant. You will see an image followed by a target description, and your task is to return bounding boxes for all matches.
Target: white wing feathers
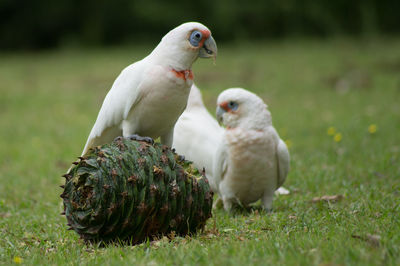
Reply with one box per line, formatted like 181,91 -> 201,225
81,62 -> 145,156
212,139 -> 228,193
172,85 -> 223,184
276,138 -> 290,188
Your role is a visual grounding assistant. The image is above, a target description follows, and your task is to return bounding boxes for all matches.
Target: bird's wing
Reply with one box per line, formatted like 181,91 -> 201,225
276,138 -> 290,188
81,62 -> 145,156
173,84 -> 224,182
184,84 -> 206,111
173,108 -> 223,170
212,137 -> 229,193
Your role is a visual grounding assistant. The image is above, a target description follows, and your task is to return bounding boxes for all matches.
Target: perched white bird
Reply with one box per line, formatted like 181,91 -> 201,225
213,88 -> 290,211
173,84 -> 224,186
80,22 -> 217,157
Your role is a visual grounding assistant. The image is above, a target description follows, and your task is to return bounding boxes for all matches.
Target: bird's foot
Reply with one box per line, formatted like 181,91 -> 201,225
113,136 -> 126,144
126,134 -> 154,145
222,198 -> 233,213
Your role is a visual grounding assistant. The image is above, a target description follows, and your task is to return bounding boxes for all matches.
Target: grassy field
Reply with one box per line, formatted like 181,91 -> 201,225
1,38 -> 399,265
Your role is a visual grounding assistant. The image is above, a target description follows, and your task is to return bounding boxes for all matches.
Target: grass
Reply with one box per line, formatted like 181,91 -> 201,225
1,38 -> 399,265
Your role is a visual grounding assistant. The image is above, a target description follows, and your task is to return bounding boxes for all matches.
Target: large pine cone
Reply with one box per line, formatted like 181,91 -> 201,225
60,137 -> 213,243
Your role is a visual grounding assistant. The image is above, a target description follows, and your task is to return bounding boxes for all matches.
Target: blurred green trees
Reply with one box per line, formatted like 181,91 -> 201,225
1,0 -> 399,50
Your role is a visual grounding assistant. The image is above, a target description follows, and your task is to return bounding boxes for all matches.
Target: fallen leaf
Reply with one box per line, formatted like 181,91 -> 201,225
206,233 -> 216,239
245,219 -> 254,224
288,215 -> 297,220
261,227 -> 272,231
0,212 -> 11,218
311,195 -> 344,203
45,248 -> 56,254
374,172 -> 386,178
85,248 -> 94,253
151,240 -> 162,248
351,234 -> 381,247
168,231 -> 176,240
367,234 -> 381,247
309,248 -> 317,253
237,236 -> 245,241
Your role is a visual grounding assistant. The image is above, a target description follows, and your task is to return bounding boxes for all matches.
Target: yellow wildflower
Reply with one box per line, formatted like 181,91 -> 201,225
327,127 -> 336,136
285,139 -> 292,149
368,124 -> 377,134
334,133 -> 342,142
13,256 -> 23,264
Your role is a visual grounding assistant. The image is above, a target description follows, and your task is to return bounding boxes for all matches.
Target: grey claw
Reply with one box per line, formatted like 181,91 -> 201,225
127,134 -> 154,145
113,136 -> 124,142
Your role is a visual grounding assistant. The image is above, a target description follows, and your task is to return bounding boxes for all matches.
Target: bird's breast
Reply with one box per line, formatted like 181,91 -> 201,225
224,129 -> 279,203
124,65 -> 192,138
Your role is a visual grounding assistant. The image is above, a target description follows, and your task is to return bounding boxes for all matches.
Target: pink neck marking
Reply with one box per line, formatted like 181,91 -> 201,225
171,69 -> 194,81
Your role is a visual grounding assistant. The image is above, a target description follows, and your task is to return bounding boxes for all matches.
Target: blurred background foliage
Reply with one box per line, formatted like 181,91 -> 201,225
1,0 -> 399,50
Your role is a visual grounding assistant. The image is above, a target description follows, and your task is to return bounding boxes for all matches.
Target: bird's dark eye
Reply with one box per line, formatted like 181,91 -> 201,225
189,30 -> 203,47
228,101 -> 238,111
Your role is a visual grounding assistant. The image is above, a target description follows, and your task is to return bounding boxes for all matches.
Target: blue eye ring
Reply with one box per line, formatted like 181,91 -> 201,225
189,30 -> 203,47
228,101 -> 238,111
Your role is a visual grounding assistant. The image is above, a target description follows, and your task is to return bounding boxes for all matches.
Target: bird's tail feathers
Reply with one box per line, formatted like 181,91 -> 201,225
186,84 -> 206,110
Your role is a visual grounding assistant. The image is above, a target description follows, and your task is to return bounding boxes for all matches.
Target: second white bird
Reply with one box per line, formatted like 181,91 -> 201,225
214,88 -> 290,211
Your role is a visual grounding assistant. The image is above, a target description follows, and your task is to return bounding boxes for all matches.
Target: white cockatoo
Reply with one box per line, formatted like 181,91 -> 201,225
173,84 -> 224,184
173,85 -> 290,206
213,88 -> 290,211
80,22 -> 217,157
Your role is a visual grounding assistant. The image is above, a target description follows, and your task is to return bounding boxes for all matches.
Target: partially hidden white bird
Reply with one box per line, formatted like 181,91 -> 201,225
213,88 -> 290,211
173,85 -> 290,208
173,84 -> 224,184
80,22 -> 217,158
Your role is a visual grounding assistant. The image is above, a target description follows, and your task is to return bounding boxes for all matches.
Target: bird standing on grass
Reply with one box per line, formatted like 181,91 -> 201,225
213,88 -> 290,211
80,22 -> 217,157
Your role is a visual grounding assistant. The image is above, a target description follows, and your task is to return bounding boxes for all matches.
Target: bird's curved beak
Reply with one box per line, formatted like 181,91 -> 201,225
216,105 -> 225,125
199,35 -> 217,60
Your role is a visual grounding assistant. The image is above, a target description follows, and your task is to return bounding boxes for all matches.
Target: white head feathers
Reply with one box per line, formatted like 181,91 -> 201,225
216,88 -> 272,130
150,22 -> 217,71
